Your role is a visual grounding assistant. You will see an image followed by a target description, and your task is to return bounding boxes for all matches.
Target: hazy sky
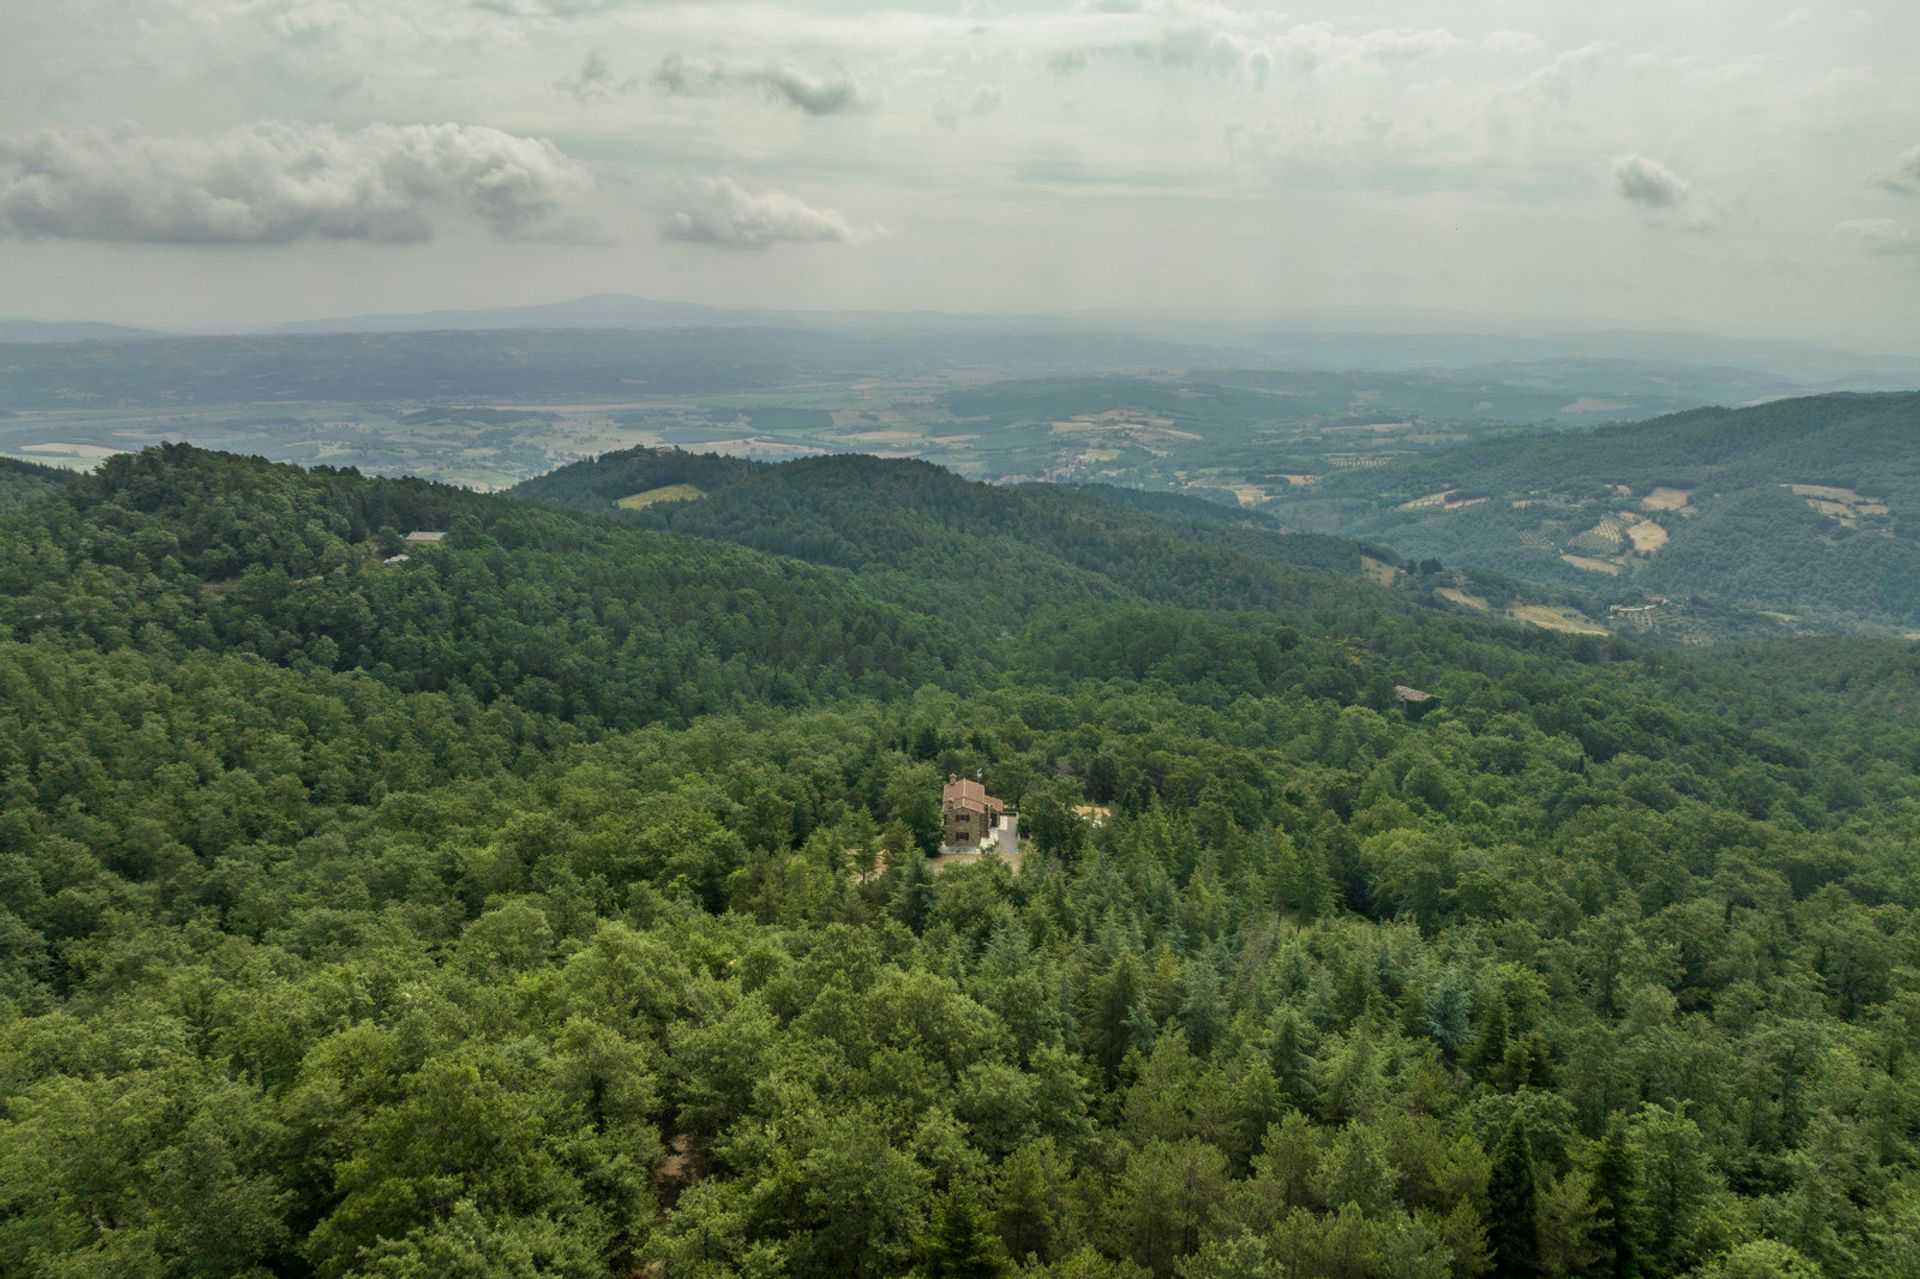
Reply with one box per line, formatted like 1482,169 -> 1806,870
1,0 -> 1916,339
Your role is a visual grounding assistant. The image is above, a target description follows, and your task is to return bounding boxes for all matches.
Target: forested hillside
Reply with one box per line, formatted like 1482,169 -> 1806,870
4,445 -> 1920,1278
510,447 -> 1394,625
1262,392 -> 1920,630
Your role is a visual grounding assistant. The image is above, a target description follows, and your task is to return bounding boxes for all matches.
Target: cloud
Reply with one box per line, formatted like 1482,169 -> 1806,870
656,53 -> 864,115
1612,153 -> 1690,209
1483,30 -> 1541,54
0,122 -> 594,244
933,85 -> 1002,130
1609,154 -> 1717,232
1832,218 -> 1917,256
660,176 -> 856,248
472,0 -> 640,16
561,48 -> 629,100
1512,41 -> 1607,104
1047,16 -> 1460,85
1872,144 -> 1920,195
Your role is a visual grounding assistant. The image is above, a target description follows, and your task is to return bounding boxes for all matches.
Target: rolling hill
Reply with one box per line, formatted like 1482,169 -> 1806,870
508,446 -> 1413,630
1260,391 -> 1920,631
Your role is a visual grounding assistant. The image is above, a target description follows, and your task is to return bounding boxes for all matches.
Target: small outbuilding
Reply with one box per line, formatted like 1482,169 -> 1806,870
404,530 -> 446,545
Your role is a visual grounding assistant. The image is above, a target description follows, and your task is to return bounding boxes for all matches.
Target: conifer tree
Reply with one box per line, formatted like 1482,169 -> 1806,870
921,1182 -> 1012,1279
1589,1113 -> 1643,1279
1489,1109 -> 1540,1279
1470,989 -> 1512,1079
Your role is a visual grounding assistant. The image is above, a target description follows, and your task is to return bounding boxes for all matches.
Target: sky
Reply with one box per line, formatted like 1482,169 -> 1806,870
0,0 -> 1916,342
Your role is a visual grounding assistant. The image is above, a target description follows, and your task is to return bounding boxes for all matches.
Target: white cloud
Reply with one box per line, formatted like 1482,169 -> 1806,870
660,176 -> 856,248
472,0 -> 641,17
1047,15 -> 1461,85
1613,153 -> 1690,209
1610,153 -> 1717,232
1683,56 -> 1765,86
0,122 -> 595,243
1832,217 -> 1917,256
1873,144 -> 1920,195
1512,41 -> 1607,104
1483,31 -> 1541,54
655,53 -> 865,115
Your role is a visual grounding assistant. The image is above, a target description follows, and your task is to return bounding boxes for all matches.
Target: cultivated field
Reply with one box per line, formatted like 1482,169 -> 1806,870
617,484 -> 704,510
1507,604 -> 1610,635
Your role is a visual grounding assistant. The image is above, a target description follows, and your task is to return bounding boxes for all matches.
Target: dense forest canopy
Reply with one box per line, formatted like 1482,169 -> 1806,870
3,443 -> 1920,1278
509,446 -> 1398,628
0,456 -> 74,515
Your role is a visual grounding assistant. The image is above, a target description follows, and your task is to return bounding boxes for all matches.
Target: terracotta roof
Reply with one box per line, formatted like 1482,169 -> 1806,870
944,775 -> 987,802
943,774 -> 1002,814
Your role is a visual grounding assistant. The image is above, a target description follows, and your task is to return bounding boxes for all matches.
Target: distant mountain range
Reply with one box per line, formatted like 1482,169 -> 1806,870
262,296 -> 1920,383
5,294 -> 1919,390
0,320 -> 162,344
268,293 -> 764,335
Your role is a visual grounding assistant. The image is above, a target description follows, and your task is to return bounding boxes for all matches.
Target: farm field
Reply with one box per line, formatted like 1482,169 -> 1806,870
1506,603 -> 1611,635
0,366 -> 1591,495
616,483 -> 704,510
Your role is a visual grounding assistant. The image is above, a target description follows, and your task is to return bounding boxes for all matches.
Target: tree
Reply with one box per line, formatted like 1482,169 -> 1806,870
1269,827 -> 1335,919
1631,1104 -> 1727,1277
1587,1114 -> 1643,1279
891,843 -> 936,933
1469,989 -> 1511,1080
1425,967 -> 1474,1062
921,1181 -> 1012,1279
1488,1110 -> 1539,1279
1689,1240 -> 1823,1279
994,1140 -> 1064,1264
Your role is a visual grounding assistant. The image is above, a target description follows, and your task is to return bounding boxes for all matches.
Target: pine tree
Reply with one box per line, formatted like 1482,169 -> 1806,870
1469,988 -> 1512,1079
1489,1109 -> 1540,1279
993,1142 -> 1059,1264
1425,967 -> 1474,1061
921,1182 -> 1012,1279
1265,1005 -> 1318,1109
1269,827 -> 1335,919
1589,1114 -> 1643,1279
890,843 -> 935,933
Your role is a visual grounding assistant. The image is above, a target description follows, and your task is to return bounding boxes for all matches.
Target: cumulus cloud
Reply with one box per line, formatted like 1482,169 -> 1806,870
660,176 -> 856,248
1872,144 -> 1920,195
656,54 -> 864,115
0,121 -> 594,244
1832,218 -> 1917,256
1609,154 -> 1717,231
1613,153 -> 1690,209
